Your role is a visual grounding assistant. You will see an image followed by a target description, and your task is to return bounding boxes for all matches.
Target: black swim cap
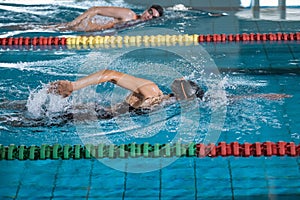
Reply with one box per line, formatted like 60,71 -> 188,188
150,5 -> 164,17
171,79 -> 204,100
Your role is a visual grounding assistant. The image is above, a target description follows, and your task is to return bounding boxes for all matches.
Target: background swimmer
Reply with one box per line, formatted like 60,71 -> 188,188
54,5 -> 164,32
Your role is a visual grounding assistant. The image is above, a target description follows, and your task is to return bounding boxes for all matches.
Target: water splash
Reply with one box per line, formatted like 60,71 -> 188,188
168,4 -> 190,11
26,84 -> 70,119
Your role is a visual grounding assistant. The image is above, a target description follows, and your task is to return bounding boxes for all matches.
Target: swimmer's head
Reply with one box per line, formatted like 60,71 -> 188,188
171,79 -> 205,101
150,5 -> 164,17
141,5 -> 164,20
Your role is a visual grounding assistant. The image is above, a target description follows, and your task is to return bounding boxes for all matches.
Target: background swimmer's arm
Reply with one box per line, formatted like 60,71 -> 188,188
67,7 -> 136,27
89,7 -> 136,21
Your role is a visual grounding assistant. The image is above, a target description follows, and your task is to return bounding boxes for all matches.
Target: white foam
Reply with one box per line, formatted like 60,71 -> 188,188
26,84 -> 70,118
169,4 -> 190,11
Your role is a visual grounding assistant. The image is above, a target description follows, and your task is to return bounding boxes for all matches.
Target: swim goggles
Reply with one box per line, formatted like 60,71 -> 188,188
148,8 -> 159,18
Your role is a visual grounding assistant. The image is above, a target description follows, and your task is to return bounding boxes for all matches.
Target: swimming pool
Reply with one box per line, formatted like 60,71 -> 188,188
0,1 -> 300,199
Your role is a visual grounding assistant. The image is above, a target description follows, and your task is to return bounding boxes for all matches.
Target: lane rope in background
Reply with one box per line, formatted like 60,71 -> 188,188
0,32 -> 299,50
1,141 -> 299,160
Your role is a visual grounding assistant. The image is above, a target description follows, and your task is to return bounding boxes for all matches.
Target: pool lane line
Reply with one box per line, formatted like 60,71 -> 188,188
0,32 -> 299,50
0,141 -> 299,160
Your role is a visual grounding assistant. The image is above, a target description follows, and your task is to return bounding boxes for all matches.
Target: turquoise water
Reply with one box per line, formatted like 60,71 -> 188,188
0,1 -> 300,199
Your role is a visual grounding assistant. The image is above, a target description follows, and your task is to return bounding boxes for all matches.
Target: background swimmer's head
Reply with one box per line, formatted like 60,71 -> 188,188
171,79 -> 205,101
150,5 -> 164,17
141,5 -> 164,20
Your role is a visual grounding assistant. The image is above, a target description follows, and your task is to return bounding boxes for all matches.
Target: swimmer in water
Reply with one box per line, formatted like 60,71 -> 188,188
0,69 -> 205,127
48,69 -> 202,110
54,5 -> 164,32
0,69 -> 291,127
48,69 -> 291,111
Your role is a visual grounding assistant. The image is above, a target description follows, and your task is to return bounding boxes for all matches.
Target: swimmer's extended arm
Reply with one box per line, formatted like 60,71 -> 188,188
67,7 -> 137,27
230,93 -> 292,101
252,94 -> 292,99
72,69 -> 149,92
49,70 -> 157,97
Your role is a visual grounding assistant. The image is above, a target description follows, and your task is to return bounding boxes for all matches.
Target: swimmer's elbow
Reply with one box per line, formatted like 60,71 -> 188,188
87,6 -> 99,13
85,6 -> 103,17
124,11 -> 137,21
99,69 -> 120,84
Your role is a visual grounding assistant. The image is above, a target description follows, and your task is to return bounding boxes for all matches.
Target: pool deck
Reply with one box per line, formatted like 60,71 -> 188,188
125,0 -> 300,35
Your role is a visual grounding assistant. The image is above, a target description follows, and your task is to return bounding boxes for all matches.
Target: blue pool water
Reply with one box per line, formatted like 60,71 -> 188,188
1,1 -> 300,199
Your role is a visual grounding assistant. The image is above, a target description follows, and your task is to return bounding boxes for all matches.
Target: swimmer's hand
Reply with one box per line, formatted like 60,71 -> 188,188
253,93 -> 292,100
48,80 -> 73,98
232,93 -> 292,101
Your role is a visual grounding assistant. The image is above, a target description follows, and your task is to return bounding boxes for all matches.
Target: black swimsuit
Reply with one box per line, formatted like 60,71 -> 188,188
94,101 -> 151,120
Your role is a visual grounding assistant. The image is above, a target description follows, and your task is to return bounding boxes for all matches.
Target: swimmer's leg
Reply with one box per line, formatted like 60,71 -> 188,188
42,23 -> 70,31
0,100 -> 27,111
0,24 -> 36,31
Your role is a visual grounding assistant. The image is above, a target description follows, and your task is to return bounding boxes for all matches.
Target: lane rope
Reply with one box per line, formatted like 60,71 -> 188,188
1,141 -> 299,160
0,32 -> 299,50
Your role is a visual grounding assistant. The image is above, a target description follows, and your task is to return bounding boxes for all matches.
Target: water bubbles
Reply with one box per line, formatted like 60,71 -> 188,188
291,132 -> 300,139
